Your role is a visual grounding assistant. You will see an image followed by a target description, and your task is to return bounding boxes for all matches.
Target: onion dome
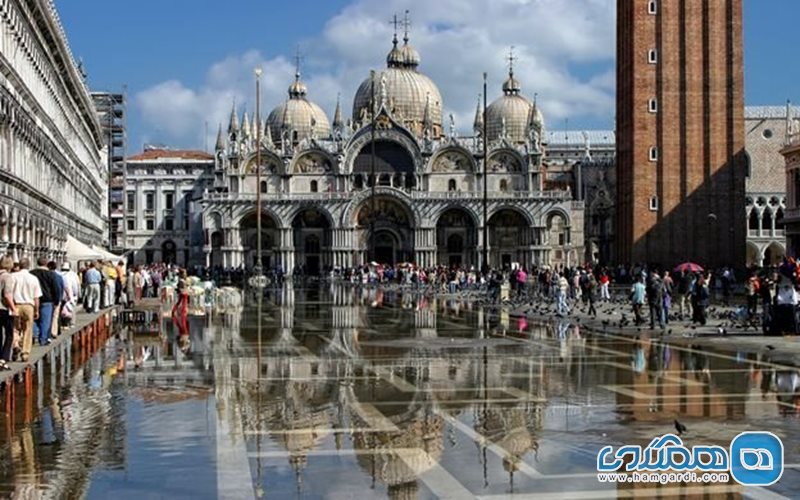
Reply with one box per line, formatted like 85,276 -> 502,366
352,18 -> 442,137
486,67 -> 542,143
267,70 -> 331,145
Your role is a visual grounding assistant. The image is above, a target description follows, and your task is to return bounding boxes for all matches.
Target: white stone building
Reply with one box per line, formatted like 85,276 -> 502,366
201,34 -> 585,273
0,0 -> 107,259
125,147 -> 213,266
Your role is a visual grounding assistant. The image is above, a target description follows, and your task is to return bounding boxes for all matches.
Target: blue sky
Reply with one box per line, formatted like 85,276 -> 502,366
56,0 -> 800,152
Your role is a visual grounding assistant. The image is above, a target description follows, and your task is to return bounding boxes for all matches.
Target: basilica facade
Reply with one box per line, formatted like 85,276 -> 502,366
201,33 -> 584,273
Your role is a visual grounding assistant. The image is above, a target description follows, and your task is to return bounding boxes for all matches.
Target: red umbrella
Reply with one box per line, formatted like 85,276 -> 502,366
674,262 -> 704,273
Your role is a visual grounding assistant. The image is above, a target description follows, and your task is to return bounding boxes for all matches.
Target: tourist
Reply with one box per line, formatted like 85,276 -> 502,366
0,256 -> 17,369
83,262 -> 102,313
47,261 -> 65,339
630,276 -> 646,326
172,268 -> 190,320
12,258 -> 41,362
102,261 -> 117,308
691,274 -> 710,326
556,273 -> 570,316
746,272 -> 760,319
646,271 -> 664,330
30,257 -> 61,346
586,273 -> 598,318
599,270 -> 611,301
677,269 -> 692,320
773,271 -> 798,335
134,266 -> 144,301
662,271 -> 673,325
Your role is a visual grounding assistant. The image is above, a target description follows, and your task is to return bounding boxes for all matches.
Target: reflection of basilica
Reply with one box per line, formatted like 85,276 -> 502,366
202,21 -> 585,272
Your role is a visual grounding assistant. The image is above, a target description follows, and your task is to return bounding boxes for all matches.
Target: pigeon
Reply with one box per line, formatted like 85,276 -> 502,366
674,419 -> 687,436
765,345 -> 775,351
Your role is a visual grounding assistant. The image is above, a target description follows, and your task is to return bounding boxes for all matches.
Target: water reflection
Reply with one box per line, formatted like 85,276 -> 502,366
0,283 -> 798,497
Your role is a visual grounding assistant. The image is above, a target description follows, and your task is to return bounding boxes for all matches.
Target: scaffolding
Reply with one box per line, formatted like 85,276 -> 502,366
92,89 -> 127,254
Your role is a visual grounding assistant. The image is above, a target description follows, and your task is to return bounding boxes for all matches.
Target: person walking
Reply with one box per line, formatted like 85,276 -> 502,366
646,271 -> 665,330
47,261 -> 65,339
692,274 -> 710,326
83,262 -> 102,313
30,258 -> 61,346
662,271 -> 673,325
556,273 -> 570,316
599,270 -> 611,302
586,273 -> 598,318
12,258 -> 41,362
677,270 -> 691,320
0,256 -> 17,370
630,276 -> 646,325
746,273 -> 760,319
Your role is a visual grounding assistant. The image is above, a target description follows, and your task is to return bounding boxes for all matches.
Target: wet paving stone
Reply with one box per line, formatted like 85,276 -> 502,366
0,283 -> 798,498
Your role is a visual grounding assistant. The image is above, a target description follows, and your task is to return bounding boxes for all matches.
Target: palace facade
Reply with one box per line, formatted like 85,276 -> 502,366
0,0 -> 107,260
201,33 -> 585,273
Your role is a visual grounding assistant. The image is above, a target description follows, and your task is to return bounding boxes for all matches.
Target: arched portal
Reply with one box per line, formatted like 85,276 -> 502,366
210,231 -> 224,267
353,140 -> 416,189
746,241 -> 761,268
292,208 -> 332,276
763,242 -> 785,267
436,208 -> 477,268
354,196 -> 414,265
162,240 -> 177,264
488,208 -> 530,270
239,211 -> 279,269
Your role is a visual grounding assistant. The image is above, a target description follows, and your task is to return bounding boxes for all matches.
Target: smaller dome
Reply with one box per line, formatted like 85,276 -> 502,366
485,69 -> 542,143
400,43 -> 420,68
502,75 -> 522,95
267,73 -> 331,145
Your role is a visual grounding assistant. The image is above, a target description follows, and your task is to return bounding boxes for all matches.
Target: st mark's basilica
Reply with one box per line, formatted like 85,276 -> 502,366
201,30 -> 584,273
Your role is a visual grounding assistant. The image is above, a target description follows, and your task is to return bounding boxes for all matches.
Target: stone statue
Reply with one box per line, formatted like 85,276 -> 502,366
380,73 -> 388,108
448,114 -> 455,138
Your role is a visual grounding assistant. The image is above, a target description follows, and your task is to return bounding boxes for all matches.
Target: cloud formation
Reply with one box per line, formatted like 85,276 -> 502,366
136,0 -> 616,149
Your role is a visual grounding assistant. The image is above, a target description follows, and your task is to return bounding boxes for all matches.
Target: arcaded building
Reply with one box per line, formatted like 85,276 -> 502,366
0,0 -> 107,259
201,32 -> 585,273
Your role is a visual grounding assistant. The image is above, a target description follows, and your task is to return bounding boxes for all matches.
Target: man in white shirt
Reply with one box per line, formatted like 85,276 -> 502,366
12,258 -> 41,362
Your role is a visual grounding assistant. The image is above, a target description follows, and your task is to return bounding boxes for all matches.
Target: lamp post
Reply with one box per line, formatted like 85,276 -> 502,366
482,72 -> 489,273
255,67 -> 263,278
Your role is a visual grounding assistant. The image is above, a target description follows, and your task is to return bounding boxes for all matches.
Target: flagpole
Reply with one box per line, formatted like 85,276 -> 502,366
255,67 -> 263,277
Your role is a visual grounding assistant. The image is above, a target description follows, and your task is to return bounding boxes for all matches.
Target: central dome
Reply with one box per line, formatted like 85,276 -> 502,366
485,69 -> 543,143
352,32 -> 442,137
267,71 -> 331,145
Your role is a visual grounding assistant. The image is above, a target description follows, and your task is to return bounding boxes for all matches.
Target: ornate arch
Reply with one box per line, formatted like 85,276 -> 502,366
487,204 -> 536,227
343,187 -> 419,228
289,148 -> 337,175
242,149 -> 284,176
343,125 -> 422,175
431,203 -> 481,228
544,208 -> 572,230
428,144 -> 477,174
233,207 -> 282,229
285,203 -> 336,228
487,147 -> 526,174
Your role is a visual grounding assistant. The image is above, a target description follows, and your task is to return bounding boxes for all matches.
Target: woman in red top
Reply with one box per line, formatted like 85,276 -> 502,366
599,271 -> 611,302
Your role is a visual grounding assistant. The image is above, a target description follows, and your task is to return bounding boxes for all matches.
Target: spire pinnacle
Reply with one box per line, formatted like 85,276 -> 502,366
215,123 -> 225,151
333,93 -> 343,129
294,45 -> 303,80
473,94 -> 484,133
227,100 -> 239,134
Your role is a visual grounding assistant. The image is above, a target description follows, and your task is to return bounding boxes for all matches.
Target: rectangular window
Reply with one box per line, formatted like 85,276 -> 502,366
648,0 -> 657,15
126,219 -> 135,231
126,192 -> 135,212
648,49 -> 658,64
146,219 -> 154,230
165,218 -> 174,231
145,192 -> 154,211
165,192 -> 174,210
649,196 -> 659,211
649,146 -> 658,161
648,98 -> 658,113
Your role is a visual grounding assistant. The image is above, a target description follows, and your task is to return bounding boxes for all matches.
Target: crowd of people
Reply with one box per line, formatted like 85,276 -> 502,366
0,257 -> 199,370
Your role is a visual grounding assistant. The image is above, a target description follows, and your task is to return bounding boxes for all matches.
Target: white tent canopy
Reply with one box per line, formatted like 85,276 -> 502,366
91,245 -> 123,262
66,235 -> 104,262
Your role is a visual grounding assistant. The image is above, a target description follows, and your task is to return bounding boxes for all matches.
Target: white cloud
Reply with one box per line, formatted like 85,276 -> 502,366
135,0 -> 616,149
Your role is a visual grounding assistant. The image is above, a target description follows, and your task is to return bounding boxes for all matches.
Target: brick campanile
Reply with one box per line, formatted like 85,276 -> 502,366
616,0 -> 745,269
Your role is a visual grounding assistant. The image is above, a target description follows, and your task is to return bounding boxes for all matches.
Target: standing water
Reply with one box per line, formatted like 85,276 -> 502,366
0,283 -> 797,499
